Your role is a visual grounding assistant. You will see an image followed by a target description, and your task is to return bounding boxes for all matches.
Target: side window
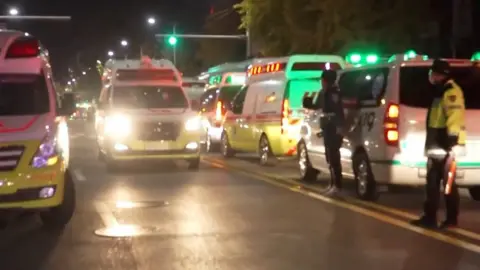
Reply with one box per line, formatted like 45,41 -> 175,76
231,87 -> 248,114
199,88 -> 218,112
338,68 -> 388,107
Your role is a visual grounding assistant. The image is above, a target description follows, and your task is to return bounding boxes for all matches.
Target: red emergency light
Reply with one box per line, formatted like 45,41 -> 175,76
5,37 -> 40,59
248,62 -> 286,76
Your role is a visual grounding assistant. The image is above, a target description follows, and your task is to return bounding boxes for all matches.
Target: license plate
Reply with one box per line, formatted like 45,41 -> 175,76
144,142 -> 169,151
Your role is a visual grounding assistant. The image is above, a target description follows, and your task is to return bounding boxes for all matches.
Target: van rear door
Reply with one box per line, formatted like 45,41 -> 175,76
398,65 -> 480,167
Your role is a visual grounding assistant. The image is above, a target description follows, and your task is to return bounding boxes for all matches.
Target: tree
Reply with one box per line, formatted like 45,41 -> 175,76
195,9 -> 246,70
236,0 -> 433,55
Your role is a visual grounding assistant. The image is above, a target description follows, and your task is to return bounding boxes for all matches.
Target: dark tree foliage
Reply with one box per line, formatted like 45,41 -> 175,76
235,0 -> 433,56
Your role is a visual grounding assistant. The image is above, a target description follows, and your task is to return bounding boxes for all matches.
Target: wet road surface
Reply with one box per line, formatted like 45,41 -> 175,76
0,120 -> 480,270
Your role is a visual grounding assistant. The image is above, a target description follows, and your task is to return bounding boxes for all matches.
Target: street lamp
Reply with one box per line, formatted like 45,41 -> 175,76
120,40 -> 128,47
147,17 -> 156,25
107,50 -> 114,57
82,71 -> 86,75
9,8 -> 19,16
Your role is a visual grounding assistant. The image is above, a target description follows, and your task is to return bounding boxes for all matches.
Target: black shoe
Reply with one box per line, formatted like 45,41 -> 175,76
410,216 -> 437,229
439,219 -> 458,229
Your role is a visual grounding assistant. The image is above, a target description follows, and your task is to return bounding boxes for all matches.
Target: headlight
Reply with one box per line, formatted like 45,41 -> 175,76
31,135 -> 59,168
185,117 -> 201,131
105,114 -> 132,137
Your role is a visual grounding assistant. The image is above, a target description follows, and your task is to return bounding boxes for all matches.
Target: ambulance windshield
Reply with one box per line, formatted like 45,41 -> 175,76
112,85 -> 188,109
0,74 -> 49,116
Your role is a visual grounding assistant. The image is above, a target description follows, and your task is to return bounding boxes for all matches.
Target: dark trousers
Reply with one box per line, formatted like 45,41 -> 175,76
424,157 -> 459,222
324,128 -> 343,188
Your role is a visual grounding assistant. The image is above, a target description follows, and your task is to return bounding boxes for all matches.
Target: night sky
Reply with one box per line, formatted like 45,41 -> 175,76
1,0 -> 230,81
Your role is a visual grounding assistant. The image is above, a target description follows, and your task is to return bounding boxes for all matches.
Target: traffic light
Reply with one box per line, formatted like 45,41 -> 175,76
168,36 -> 177,46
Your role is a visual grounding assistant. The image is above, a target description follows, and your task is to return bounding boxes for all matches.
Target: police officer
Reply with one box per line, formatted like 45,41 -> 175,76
303,70 -> 345,194
411,59 -> 466,229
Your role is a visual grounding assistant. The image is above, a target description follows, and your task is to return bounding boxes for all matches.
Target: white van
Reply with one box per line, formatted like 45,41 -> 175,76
95,56 -> 204,170
221,55 -> 346,165
0,30 -> 76,228
299,54 -> 480,201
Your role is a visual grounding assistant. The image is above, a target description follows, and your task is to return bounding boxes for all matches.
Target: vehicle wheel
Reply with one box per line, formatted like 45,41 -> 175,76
188,157 -> 201,170
352,152 -> 379,201
297,141 -> 319,182
40,171 -> 76,230
221,133 -> 235,158
468,186 -> 480,201
258,134 -> 275,166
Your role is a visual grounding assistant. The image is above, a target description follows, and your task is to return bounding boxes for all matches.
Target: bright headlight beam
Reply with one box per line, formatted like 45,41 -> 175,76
185,117 -> 201,131
105,114 -> 132,137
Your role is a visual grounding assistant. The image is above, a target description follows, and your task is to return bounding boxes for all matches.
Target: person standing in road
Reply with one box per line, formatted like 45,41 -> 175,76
303,70 -> 345,194
411,59 -> 466,229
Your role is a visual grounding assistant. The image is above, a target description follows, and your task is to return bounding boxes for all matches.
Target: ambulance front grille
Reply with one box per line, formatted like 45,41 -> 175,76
0,145 -> 24,171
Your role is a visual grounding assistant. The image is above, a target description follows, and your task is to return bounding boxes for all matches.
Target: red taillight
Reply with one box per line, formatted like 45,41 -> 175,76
281,99 -> 291,134
5,38 -> 40,58
384,103 -> 399,146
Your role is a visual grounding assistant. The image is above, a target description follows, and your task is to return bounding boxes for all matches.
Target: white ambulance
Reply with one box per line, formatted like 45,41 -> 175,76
0,30 -> 76,228
95,56 -> 204,171
299,53 -> 480,201
221,55 -> 346,165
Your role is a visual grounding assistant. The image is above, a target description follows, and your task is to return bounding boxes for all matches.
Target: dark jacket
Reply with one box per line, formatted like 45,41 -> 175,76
303,85 -> 345,128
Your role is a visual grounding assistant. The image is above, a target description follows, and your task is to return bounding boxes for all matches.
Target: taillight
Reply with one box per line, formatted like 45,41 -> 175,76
5,37 -> 40,58
384,103 -> 399,146
281,99 -> 291,134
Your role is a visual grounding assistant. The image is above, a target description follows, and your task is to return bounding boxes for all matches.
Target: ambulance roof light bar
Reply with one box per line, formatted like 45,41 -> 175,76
248,62 -> 286,76
388,50 -> 428,63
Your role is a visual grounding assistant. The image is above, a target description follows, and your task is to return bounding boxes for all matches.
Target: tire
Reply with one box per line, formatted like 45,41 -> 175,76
468,186 -> 480,201
40,171 -> 76,230
297,141 -> 319,182
220,133 -> 235,158
258,134 -> 275,166
188,157 -> 201,170
352,152 -> 379,201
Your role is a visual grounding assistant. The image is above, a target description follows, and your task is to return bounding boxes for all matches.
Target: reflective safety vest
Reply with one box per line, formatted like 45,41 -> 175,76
425,79 -> 466,151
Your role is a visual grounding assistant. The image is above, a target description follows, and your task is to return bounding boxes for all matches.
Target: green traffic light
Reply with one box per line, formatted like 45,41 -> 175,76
168,36 -> 177,45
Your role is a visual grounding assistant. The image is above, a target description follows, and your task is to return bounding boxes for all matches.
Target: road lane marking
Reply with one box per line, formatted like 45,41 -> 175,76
72,169 -> 87,181
204,156 -> 480,243
204,158 -> 480,254
94,202 -> 119,227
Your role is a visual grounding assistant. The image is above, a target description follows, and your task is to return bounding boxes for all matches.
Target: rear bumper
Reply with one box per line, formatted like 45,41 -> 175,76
370,158 -> 480,187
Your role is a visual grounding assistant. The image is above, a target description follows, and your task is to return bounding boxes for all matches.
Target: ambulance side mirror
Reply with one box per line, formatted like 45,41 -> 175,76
58,93 -> 76,116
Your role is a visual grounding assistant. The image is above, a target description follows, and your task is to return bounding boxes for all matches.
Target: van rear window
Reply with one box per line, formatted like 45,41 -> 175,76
400,66 -> 480,109
287,79 -> 321,109
291,62 -> 342,71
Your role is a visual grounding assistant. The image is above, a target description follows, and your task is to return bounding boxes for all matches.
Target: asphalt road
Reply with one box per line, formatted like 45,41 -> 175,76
0,120 -> 480,270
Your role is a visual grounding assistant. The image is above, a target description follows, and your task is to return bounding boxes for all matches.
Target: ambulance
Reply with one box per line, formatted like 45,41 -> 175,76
0,31 -> 76,228
299,52 -> 480,201
197,59 -> 272,152
220,55 -> 346,165
95,56 -> 204,171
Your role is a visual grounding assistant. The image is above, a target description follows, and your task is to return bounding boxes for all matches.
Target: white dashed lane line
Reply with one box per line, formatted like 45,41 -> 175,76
72,169 -> 87,181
